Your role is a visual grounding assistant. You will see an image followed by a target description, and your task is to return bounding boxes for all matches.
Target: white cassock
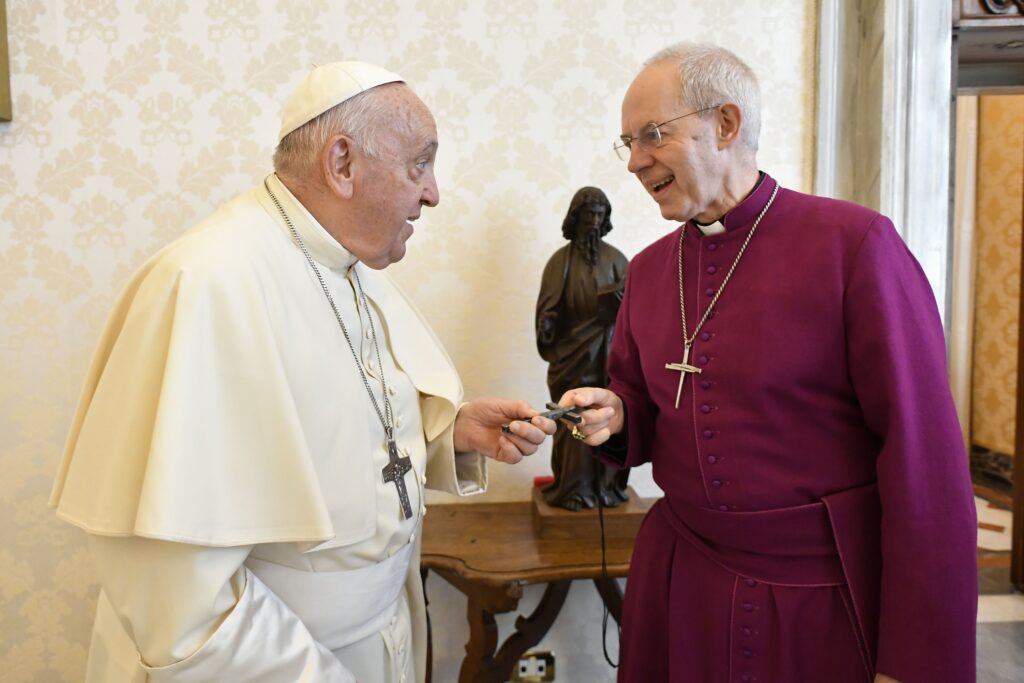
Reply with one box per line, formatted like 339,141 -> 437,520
50,173 -> 487,683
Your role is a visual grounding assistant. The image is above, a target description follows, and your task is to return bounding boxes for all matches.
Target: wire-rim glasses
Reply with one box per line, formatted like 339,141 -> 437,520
613,105 -> 721,161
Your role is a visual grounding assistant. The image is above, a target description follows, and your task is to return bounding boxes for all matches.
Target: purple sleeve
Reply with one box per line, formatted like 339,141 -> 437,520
845,216 -> 978,681
602,264 -> 658,469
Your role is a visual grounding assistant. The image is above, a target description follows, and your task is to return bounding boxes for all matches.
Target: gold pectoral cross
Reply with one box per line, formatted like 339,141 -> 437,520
665,343 -> 702,409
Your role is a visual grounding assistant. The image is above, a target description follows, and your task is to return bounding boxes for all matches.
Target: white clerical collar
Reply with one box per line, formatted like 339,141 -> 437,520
264,174 -> 358,273
694,220 -> 726,236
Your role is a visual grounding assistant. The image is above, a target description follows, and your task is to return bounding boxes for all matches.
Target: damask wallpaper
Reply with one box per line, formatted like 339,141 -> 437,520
0,1 -> 815,680
972,95 -> 1024,457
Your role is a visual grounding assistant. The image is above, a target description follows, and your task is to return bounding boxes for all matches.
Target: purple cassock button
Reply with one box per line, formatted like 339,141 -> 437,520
707,243 -> 718,251
707,455 -> 717,464
700,332 -> 711,341
741,676 -> 752,683
706,265 -> 717,274
700,404 -> 712,414
698,355 -> 708,365
703,429 -> 714,438
705,287 -> 715,297
741,626 -> 753,637
745,578 -> 757,587
718,505 -> 729,511
742,649 -> 753,658
742,602 -> 754,612
700,380 -> 711,390
711,479 -> 723,488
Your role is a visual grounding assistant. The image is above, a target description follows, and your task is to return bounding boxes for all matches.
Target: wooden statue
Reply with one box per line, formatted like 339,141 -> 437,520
536,187 -> 630,510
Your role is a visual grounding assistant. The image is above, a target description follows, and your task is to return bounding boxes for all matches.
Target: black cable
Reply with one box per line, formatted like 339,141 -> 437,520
596,485 -> 619,668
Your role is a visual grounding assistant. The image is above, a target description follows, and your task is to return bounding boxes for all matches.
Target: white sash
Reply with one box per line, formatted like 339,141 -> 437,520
245,540 -> 413,651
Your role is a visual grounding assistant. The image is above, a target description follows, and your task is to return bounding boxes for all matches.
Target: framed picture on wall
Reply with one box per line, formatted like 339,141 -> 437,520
0,0 -> 9,122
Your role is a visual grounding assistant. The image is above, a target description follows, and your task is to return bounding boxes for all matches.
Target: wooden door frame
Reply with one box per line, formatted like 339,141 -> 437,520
954,0 -> 1024,591
819,0 -> 1024,590
1014,163 -> 1024,589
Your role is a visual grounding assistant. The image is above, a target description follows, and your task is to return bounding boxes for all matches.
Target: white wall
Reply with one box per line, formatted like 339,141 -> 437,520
0,1 -> 816,680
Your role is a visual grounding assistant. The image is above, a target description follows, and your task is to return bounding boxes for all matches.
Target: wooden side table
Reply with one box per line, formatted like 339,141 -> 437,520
420,495 -> 654,683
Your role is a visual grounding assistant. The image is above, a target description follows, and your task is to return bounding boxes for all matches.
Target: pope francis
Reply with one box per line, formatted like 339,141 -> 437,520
50,62 -> 556,683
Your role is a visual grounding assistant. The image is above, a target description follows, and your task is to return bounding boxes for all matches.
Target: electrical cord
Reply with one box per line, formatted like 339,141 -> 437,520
596,483 -> 620,668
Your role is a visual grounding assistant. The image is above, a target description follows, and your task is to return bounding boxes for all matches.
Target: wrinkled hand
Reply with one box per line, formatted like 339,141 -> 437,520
557,387 -> 624,446
454,398 -> 557,464
875,676 -> 901,683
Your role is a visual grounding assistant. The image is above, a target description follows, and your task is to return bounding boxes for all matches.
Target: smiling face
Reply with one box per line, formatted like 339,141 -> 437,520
344,86 -> 440,269
621,61 -> 728,224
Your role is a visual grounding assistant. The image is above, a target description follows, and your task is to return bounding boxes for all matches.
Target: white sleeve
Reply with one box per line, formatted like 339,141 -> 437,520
423,404 -> 487,496
87,534 -> 356,682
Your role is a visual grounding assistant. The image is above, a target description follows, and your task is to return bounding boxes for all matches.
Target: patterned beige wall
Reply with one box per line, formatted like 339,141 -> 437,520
0,1 -> 815,679
972,96 -> 1024,457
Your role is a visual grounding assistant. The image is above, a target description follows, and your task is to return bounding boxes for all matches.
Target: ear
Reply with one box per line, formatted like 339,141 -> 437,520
716,103 -> 743,150
321,134 -> 357,200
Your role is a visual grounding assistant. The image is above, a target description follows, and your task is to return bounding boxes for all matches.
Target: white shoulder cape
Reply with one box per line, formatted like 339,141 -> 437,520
51,183 -> 471,550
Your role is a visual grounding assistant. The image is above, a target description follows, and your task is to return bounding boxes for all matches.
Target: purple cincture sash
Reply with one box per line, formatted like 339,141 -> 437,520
657,482 -> 882,676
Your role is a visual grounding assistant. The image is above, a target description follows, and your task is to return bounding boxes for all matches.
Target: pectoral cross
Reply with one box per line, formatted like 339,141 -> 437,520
665,343 -> 702,409
381,431 -> 414,519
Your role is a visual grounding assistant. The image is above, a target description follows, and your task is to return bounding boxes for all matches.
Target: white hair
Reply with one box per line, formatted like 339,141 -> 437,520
273,82 -> 409,179
645,42 -> 761,153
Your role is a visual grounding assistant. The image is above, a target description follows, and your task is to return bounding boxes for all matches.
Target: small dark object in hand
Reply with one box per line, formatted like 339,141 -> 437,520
501,402 -> 583,433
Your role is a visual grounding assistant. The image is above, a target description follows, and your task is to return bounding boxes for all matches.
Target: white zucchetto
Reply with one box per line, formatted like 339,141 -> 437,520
278,61 -> 404,142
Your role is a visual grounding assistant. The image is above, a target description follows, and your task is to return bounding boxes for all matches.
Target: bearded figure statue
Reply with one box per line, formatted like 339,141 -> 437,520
536,187 -> 630,511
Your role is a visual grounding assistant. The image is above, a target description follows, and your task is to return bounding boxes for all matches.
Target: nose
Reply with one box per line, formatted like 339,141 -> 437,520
421,172 -> 439,208
626,144 -> 652,175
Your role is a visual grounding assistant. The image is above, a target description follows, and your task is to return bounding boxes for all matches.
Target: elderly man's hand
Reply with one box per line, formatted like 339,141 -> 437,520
453,398 -> 556,463
556,387 -> 624,446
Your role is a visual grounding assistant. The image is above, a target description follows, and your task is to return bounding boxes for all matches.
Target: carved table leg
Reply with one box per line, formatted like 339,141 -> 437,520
459,580 -> 572,683
491,580 -> 571,676
593,576 -> 624,625
461,597 -> 501,683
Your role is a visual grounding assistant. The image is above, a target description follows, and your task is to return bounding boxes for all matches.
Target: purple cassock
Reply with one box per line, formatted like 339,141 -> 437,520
600,174 -> 978,683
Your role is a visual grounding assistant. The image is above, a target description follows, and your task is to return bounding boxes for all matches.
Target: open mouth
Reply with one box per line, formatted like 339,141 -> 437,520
651,176 -> 675,193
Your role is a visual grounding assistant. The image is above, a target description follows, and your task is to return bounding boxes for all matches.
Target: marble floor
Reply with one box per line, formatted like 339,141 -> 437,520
977,591 -> 1024,682
974,477 -> 1023,682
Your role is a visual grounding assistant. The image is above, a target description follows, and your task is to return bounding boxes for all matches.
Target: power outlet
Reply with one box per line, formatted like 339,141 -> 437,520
510,650 -> 555,682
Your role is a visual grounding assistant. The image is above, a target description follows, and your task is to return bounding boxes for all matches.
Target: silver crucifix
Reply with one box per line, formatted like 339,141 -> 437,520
665,343 -> 702,409
381,431 -> 414,519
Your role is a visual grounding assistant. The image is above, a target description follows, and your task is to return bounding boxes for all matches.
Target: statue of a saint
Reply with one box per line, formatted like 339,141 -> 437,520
536,187 -> 630,511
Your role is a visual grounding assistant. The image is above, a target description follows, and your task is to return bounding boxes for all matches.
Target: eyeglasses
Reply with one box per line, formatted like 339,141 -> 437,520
613,105 -> 720,161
